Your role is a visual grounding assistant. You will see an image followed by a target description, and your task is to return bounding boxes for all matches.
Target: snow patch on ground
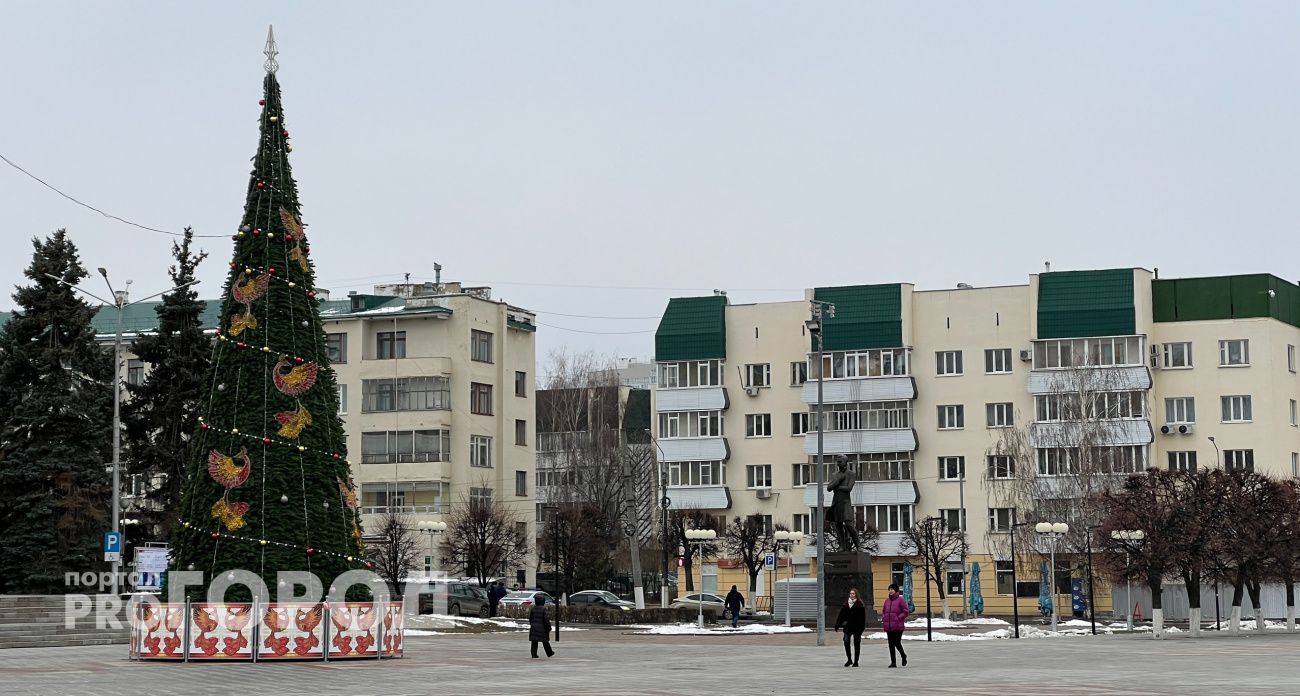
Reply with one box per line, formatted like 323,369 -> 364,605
634,623 -> 812,635
962,617 -> 1010,625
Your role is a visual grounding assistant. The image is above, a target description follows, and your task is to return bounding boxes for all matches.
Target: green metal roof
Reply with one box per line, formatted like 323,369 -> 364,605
813,284 -> 903,350
0,300 -> 224,338
1037,269 -> 1136,339
655,296 -> 727,361
1153,274 -> 1300,328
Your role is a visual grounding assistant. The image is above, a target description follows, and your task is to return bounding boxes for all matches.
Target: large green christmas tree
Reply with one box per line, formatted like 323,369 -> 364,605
169,34 -> 365,600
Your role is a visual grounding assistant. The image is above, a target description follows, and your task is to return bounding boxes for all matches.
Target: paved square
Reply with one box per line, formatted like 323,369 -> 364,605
2,629 -> 1297,695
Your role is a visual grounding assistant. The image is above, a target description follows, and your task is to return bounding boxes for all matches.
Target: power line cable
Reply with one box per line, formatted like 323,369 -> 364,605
536,321 -> 656,335
0,152 -> 228,238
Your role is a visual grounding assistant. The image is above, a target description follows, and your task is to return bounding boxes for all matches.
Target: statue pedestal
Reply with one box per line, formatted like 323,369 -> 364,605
823,552 -> 876,626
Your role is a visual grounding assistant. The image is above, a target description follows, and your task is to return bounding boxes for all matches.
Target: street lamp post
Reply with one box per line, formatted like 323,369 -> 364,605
685,529 -> 717,629
1009,517 -> 1027,638
1085,525 -> 1099,635
45,269 -> 199,597
805,299 -> 834,647
544,504 -> 561,642
417,521 -> 447,579
1110,529 -> 1145,631
922,516 -> 938,642
774,530 -> 799,627
1035,522 -> 1069,633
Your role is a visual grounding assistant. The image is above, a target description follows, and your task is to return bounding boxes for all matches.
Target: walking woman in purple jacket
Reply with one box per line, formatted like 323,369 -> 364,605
880,583 -> 909,668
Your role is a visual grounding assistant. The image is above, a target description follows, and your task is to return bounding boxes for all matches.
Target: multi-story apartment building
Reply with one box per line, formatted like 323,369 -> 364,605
26,279 -> 540,587
652,269 -> 1300,614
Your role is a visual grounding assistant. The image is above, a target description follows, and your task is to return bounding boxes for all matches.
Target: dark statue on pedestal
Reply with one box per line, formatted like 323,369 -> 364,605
824,455 -> 860,551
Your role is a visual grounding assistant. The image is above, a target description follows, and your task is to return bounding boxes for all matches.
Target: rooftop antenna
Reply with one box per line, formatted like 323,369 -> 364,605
404,272 -> 411,284
263,25 -> 279,74
1044,261 -> 1051,273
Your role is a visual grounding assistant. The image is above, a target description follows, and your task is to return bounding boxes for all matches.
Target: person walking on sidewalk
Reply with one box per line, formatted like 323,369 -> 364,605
724,585 -> 746,629
881,583 -> 909,668
835,588 -> 867,667
528,594 -> 555,658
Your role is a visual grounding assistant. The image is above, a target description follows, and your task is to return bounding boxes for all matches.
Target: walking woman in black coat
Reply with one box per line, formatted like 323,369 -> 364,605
834,588 -> 867,667
528,595 -> 555,658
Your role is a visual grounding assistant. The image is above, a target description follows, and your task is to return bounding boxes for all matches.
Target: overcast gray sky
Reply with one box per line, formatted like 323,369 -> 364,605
2,2 -> 1298,365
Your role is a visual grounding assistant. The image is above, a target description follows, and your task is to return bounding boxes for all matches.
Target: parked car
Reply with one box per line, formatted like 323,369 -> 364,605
499,590 -> 554,610
568,590 -> 634,611
417,581 -> 491,617
669,592 -> 755,618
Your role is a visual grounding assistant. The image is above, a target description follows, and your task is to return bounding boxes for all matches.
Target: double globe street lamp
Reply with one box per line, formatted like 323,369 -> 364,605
684,528 -> 717,629
1035,522 -> 1069,633
773,529 -> 801,627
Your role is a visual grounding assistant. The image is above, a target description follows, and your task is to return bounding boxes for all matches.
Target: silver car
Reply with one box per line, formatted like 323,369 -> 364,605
669,592 -> 754,618
499,590 -> 554,610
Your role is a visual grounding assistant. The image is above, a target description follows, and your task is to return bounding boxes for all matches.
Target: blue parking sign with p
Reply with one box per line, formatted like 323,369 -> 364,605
104,531 -> 122,562
763,552 -> 776,571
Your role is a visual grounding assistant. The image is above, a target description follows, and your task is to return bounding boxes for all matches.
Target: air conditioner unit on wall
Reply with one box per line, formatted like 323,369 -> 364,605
1178,424 -> 1195,435
755,488 -> 772,500
1160,424 -> 1175,435
744,386 -> 760,397
1019,349 -> 1033,362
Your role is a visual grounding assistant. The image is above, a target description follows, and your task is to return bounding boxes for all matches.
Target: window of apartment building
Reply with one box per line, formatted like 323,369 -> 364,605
470,382 -> 493,415
1291,399 -> 1298,427
126,359 -> 145,386
1225,449 -> 1254,473
376,330 -> 406,359
862,504 -> 913,533
470,435 -> 493,468
1221,395 -> 1252,423
1293,452 -> 1299,478
1165,397 -> 1196,424
659,411 -> 723,438
939,508 -> 966,532
790,361 -> 808,386
792,513 -> 811,535
469,487 -> 493,508
1036,391 -> 1144,422
516,522 -> 529,545
666,460 -> 725,487
988,507 -> 1015,532
1163,342 -> 1192,368
987,455 -> 1014,480
986,402 -> 1014,428
1033,336 -> 1142,369
744,363 -> 771,388
824,401 -> 911,431
937,405 -> 964,430
515,471 -> 527,497
1219,339 -> 1250,366
360,430 -> 451,463
936,350 -> 963,376
939,456 -> 965,481
892,562 -> 907,590
821,453 -> 913,481
326,332 -> 347,363
657,359 -> 723,388
791,412 -> 810,436
1290,344 -> 1297,373
362,376 -> 451,412
471,329 -> 493,363
745,414 -> 772,438
791,462 -> 823,487
985,348 -> 1012,375
515,371 -> 527,397
515,419 -> 527,446
337,384 -> 348,415
746,464 -> 772,489
1037,448 -> 1075,476
810,348 -> 910,379
1168,451 -> 1197,472
1034,446 -> 1142,476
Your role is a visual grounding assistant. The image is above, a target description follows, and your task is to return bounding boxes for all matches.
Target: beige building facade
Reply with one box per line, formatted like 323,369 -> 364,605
653,270 -> 1300,615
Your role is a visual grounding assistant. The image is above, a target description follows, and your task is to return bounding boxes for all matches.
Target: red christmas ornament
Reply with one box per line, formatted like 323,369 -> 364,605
201,423 -> 210,430
256,182 -> 265,190
252,228 -> 262,236
282,130 -> 289,138
268,267 -> 276,274
285,234 -> 293,241
259,99 -> 266,106
229,262 -> 237,269
294,356 -> 304,364
307,291 -> 317,299
306,547 -> 314,555
237,342 -> 247,348
211,532 -> 219,539
263,437 -> 272,444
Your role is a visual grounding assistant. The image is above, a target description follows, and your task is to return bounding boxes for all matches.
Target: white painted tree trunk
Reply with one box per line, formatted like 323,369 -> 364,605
1287,606 -> 1295,633
1230,605 -> 1242,634
1255,614 -> 1266,632
1188,607 -> 1201,638
940,598 -> 951,621
1152,608 -> 1164,639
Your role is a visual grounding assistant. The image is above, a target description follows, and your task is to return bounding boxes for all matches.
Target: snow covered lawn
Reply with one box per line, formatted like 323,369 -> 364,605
633,623 -> 812,635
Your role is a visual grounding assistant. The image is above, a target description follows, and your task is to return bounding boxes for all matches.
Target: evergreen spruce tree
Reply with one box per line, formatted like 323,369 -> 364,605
122,228 -> 208,544
168,41 -> 365,600
0,230 -> 113,593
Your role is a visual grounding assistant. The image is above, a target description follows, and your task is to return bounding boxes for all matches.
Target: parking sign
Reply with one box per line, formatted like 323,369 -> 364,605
763,552 -> 776,571
104,531 -> 122,562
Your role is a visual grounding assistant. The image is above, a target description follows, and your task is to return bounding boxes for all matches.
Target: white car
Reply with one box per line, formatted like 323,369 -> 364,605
669,592 -> 754,617
499,590 -> 554,609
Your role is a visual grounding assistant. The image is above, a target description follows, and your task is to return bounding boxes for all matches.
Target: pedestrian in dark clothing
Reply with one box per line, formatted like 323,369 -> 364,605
528,595 -> 555,658
835,588 -> 867,667
881,583 -> 909,668
724,585 -> 745,628
489,581 -> 507,617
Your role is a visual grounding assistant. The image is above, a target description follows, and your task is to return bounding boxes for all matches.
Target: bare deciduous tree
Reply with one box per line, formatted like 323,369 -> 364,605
1094,470 -> 1183,637
667,508 -> 720,592
1267,479 -> 1300,632
722,515 -> 776,596
365,510 -> 422,596
440,489 -> 531,586
1209,471 -> 1286,634
1167,469 -> 1232,636
899,516 -> 966,619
